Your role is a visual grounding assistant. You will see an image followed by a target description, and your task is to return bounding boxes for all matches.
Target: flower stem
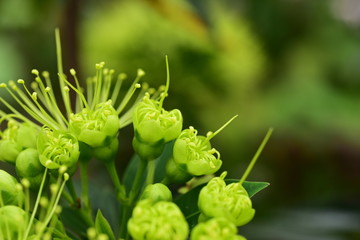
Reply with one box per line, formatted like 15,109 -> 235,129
239,128 -> 273,185
66,179 -> 78,204
23,168 -> 48,240
105,161 -> 127,202
146,160 -> 155,185
119,159 -> 148,239
80,161 -> 90,210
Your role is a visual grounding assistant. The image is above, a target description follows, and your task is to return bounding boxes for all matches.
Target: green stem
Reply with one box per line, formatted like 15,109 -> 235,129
66,179 -> 78,203
145,160 -> 155,185
23,168 -> 48,240
105,161 -> 127,202
80,161 -> 90,210
129,159 -> 147,203
119,159 -> 148,239
239,128 -> 273,185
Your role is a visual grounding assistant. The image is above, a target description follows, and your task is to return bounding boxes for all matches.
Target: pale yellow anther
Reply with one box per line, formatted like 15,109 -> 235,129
103,68 -> 109,75
98,234 -> 109,240
55,205 -> 62,214
15,183 -> 23,191
21,178 -> 31,188
31,82 -> 38,89
50,184 -> 59,194
59,165 -> 68,174
148,88 -> 156,94
137,68 -> 145,77
70,68 -> 76,75
42,71 -> 49,78
45,87 -> 51,92
135,83 -> 141,88
31,69 -> 39,75
40,197 -> 49,207
87,228 -> 97,239
64,86 -> 70,92
119,73 -> 127,80
17,79 -> 25,84
31,92 -> 37,101
206,131 -> 213,138
35,77 -> 41,83
95,62 -> 105,69
45,160 -> 53,167
0,83 -> 7,88
64,173 -> 70,181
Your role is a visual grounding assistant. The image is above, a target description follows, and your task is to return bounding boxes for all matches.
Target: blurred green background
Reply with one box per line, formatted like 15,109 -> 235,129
1,0 -> 360,239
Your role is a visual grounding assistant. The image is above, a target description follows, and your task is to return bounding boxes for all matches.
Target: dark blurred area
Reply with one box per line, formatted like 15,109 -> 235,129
1,0 -> 360,239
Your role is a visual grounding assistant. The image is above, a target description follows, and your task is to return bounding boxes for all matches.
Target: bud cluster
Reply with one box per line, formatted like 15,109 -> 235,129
0,30 -> 271,240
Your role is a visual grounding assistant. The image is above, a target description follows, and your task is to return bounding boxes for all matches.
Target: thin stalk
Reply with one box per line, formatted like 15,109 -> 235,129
23,168 -> 48,240
105,161 -> 127,202
239,128 -> 273,185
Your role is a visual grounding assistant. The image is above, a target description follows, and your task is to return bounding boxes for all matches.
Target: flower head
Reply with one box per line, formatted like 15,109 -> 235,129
37,128 -> 79,169
132,58 -> 182,160
172,116 -> 237,176
0,170 -> 23,205
198,172 -> 255,227
128,200 -> 188,240
191,217 -> 247,240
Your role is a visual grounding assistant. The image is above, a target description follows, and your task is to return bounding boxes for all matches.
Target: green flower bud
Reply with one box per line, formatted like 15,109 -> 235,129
173,127 -> 222,176
128,200 -> 188,240
140,183 -> 172,203
0,205 -> 27,238
191,217 -> 247,240
37,128 -> 79,169
132,136 -> 165,160
16,148 -> 44,178
0,170 -> 23,205
0,139 -> 22,164
69,100 -> 120,148
94,137 -> 119,163
165,157 -> 192,184
133,93 -> 182,145
16,123 -> 39,149
198,172 -> 255,227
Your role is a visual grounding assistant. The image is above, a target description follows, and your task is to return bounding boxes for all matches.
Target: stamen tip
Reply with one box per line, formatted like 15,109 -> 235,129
70,68 -> 76,76
137,68 -> 145,77
31,69 -> 39,75
17,79 -> 25,84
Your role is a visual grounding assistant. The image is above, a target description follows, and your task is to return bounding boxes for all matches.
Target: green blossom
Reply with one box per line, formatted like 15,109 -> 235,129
69,100 -> 119,148
37,128 -> 80,169
128,200 -> 188,240
191,217 -> 247,240
0,205 -> 28,239
198,172 -> 255,227
140,183 -> 172,203
0,170 -> 23,205
16,148 -> 45,188
132,60 -> 183,160
133,93 -> 183,145
172,116 -> 237,176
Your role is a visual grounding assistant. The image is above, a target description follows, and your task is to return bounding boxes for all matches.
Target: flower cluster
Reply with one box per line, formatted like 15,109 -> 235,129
0,30 -> 272,240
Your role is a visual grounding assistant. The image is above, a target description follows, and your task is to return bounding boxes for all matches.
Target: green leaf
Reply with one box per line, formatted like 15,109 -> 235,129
242,181 -> 270,198
95,210 -> 116,240
174,179 -> 269,229
61,207 -> 93,239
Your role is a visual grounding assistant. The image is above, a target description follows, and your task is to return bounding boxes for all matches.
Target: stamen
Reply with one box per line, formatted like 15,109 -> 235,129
200,115 -> 238,148
158,56 -> 170,108
116,69 -> 145,114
